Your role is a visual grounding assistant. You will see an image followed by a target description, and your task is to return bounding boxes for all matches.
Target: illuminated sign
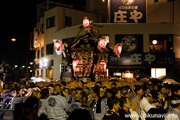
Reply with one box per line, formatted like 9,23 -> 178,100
110,0 -> 146,23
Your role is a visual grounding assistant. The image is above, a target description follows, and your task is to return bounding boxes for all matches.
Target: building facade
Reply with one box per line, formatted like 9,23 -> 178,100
32,0 -> 180,81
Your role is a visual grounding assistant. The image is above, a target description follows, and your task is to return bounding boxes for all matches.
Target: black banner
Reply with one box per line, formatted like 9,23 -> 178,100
110,0 -> 146,23
109,52 -> 175,66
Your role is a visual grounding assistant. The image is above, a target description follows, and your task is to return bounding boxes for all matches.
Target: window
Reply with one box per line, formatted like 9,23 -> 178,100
149,34 -> 173,52
154,0 -> 158,2
167,0 -> 175,2
37,50 -> 40,59
41,47 -> 44,57
65,16 -> 72,27
41,24 -> 44,33
46,16 -> 55,29
46,43 -> 54,55
151,68 -> 166,78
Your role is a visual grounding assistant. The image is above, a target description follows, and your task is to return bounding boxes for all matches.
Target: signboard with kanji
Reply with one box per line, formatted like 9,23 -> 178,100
109,52 -> 175,66
110,0 -> 146,23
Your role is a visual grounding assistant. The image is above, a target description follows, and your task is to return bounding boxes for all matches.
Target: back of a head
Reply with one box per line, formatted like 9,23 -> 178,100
24,97 -> 39,116
119,97 -> 128,108
80,94 -> 88,105
107,97 -> 119,110
54,84 -> 61,93
134,85 -> 142,94
170,96 -> 180,108
148,90 -> 159,99
91,86 -> 100,97
41,88 -> 49,99
67,108 -> 92,120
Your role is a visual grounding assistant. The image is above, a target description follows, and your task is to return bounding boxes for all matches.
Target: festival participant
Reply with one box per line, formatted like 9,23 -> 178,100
38,87 -> 49,117
23,97 -> 40,120
113,88 -> 121,99
103,97 -> 120,120
171,85 -> 180,98
62,87 -> 72,104
79,94 -> 94,120
106,89 -> 113,99
48,84 -> 55,96
131,85 -> 144,117
46,84 -> 69,120
90,86 -> 108,120
67,107 -> 93,120
95,81 -> 102,88
111,82 -> 117,89
140,90 -> 161,120
118,97 -> 131,120
1,89 -> 26,120
165,96 -> 180,120
143,85 -> 151,97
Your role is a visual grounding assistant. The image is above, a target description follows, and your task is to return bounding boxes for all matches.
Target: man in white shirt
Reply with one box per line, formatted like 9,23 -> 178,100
46,84 -> 70,120
140,90 -> 159,120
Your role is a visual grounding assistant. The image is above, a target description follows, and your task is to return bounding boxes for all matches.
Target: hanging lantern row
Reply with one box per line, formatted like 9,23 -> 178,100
53,17 -> 122,58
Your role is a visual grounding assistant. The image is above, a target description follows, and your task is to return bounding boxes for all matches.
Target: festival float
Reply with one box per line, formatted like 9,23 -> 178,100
51,17 -> 131,87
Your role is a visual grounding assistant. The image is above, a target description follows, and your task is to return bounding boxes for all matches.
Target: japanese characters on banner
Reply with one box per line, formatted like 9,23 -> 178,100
110,0 -> 146,23
109,52 -> 175,66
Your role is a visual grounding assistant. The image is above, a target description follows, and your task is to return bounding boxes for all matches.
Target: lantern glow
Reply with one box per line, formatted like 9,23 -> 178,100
99,38 -> 107,48
116,45 -> 122,54
83,17 -> 89,28
73,60 -> 79,67
114,43 -> 122,57
55,41 -> 61,50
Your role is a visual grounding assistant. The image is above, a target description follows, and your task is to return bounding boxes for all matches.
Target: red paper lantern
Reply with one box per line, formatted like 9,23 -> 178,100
83,17 -> 89,28
99,38 -> 107,48
73,60 -> 79,67
114,43 -> 122,57
55,41 -> 61,50
116,44 -> 122,54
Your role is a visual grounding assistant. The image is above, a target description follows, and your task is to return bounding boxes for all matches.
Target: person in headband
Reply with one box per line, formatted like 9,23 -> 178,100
121,87 -> 131,99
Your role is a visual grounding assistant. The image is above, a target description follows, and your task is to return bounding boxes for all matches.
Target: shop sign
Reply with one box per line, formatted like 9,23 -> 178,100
109,52 -> 175,66
115,34 -> 143,53
110,0 -> 146,23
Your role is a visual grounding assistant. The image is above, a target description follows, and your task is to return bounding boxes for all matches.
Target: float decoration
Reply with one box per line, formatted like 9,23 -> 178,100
57,16 -> 122,82
53,40 -> 68,56
114,43 -> 122,58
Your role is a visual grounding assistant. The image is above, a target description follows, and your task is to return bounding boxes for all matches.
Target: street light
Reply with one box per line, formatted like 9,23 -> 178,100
11,38 -> 16,42
152,40 -> 157,51
152,40 -> 157,45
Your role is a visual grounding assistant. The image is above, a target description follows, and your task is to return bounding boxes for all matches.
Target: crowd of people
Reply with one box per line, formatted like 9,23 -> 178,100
0,79 -> 180,120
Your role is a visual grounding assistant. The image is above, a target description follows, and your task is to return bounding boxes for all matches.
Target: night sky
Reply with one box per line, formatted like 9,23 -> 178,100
0,0 -> 85,65
1,0 -> 39,65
